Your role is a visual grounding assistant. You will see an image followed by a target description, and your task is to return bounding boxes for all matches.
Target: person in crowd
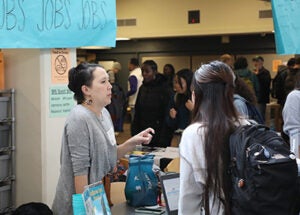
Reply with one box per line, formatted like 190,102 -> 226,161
220,53 -> 234,69
271,58 -> 296,106
127,58 -> 143,122
52,63 -> 154,215
106,61 -> 126,134
107,62 -> 121,84
179,61 -> 247,215
234,76 -> 257,118
283,66 -> 300,150
234,56 -> 260,98
165,68 -> 194,146
284,57 -> 300,100
163,63 -> 176,90
252,56 -> 271,120
131,60 -> 172,147
13,202 -> 53,215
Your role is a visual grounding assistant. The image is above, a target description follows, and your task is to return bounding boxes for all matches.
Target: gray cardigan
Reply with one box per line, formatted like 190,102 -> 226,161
283,90 -> 300,135
52,105 -> 117,215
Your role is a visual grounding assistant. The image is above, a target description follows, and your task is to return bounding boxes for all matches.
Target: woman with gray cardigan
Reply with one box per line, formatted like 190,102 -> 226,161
52,63 -> 154,215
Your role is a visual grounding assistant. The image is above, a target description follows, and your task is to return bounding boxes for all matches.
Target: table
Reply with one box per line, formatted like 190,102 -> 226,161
110,202 -> 167,215
110,202 -> 135,215
265,102 -> 281,131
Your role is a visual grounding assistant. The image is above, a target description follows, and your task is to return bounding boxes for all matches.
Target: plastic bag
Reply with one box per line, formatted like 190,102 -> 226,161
125,154 -> 158,207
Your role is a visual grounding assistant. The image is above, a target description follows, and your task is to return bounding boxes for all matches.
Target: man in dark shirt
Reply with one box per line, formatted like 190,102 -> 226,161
252,56 -> 271,121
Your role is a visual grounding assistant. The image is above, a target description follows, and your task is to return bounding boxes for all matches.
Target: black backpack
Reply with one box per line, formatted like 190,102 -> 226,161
229,124 -> 299,215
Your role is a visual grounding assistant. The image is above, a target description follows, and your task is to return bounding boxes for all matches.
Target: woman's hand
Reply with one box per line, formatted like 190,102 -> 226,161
185,99 -> 194,111
132,127 -> 155,145
117,128 -> 155,159
170,108 -> 177,119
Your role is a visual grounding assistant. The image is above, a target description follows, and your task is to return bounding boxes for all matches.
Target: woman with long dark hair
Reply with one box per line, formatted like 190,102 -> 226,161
179,61 -> 247,215
166,69 -> 194,146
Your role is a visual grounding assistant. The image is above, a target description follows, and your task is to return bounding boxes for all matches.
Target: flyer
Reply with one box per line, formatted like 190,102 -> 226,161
82,181 -> 111,215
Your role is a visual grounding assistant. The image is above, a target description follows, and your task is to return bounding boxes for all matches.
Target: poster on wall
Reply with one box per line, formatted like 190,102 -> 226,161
51,48 -> 70,84
49,86 -> 75,117
272,0 -> 300,54
272,59 -> 282,72
0,0 -> 116,48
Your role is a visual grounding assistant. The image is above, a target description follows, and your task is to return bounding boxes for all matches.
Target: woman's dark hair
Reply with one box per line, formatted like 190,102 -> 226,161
130,58 -> 139,66
294,71 -> 300,90
68,63 -> 102,104
142,60 -> 157,72
12,202 -> 53,215
163,64 -> 175,76
234,56 -> 248,70
192,61 -> 239,215
174,68 -> 193,107
287,57 -> 296,67
234,76 -> 257,104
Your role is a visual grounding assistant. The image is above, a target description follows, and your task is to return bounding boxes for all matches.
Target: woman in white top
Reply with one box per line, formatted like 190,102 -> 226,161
179,61 -> 240,215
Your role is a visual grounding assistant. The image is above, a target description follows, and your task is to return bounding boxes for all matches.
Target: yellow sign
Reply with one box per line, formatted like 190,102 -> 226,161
272,59 -> 282,72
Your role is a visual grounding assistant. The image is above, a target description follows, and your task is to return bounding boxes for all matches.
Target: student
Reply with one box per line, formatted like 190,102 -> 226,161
107,61 -> 122,84
13,202 -> 53,215
283,71 -> 300,157
163,63 -> 176,90
220,53 -> 234,69
179,61 -> 247,215
252,56 -> 271,120
106,61 -> 126,133
131,60 -> 172,147
52,63 -> 154,215
233,76 -> 263,124
127,58 -> 143,122
234,56 -> 260,99
166,69 -> 194,146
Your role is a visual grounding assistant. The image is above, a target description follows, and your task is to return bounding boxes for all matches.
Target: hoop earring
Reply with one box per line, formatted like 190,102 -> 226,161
84,99 -> 93,105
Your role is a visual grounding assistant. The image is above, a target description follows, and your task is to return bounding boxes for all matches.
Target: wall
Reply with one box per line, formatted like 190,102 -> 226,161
3,49 -> 76,207
39,49 -> 77,205
116,0 -> 273,39
3,49 -> 43,204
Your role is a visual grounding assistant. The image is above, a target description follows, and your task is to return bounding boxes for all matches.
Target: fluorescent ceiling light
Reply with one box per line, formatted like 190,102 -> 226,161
79,46 -> 112,49
116,37 -> 130,41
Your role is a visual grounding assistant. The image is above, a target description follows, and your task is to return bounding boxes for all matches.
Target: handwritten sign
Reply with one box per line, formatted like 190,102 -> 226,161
49,85 -> 75,117
272,0 -> 300,54
0,0 -> 116,48
51,48 -> 70,84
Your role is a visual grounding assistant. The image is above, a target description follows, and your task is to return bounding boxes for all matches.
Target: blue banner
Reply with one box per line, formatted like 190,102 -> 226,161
272,0 -> 300,54
0,0 -> 116,48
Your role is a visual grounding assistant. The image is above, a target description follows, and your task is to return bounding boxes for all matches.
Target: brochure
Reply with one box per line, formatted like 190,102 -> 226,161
82,181 -> 112,215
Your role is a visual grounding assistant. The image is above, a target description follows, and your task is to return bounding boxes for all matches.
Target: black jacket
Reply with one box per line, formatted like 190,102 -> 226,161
256,67 -> 271,103
131,74 -> 172,147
